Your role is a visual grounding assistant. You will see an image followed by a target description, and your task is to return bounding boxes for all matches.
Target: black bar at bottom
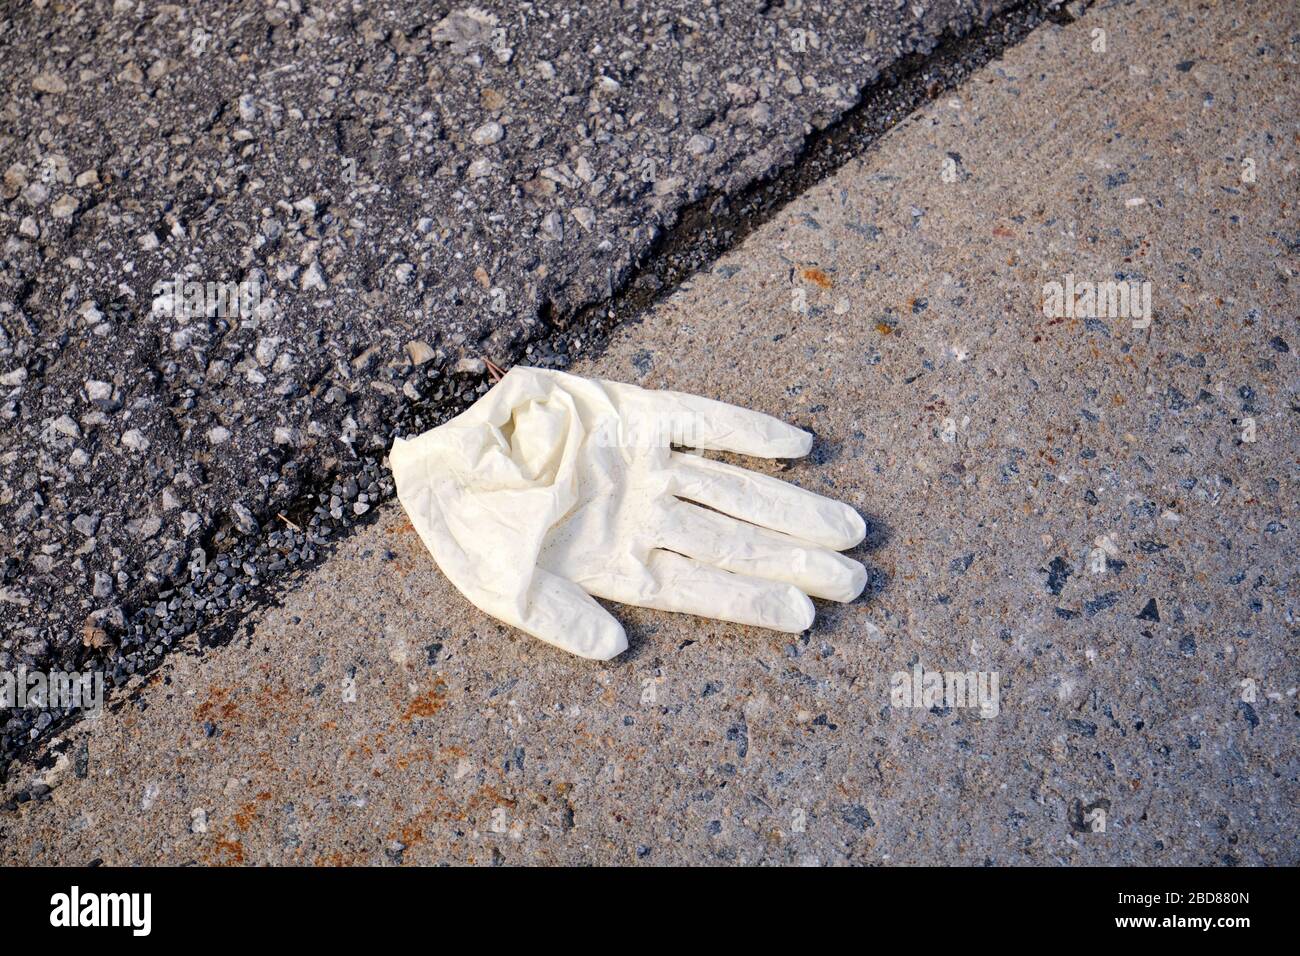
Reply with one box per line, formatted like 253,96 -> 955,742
0,864 -> 1280,942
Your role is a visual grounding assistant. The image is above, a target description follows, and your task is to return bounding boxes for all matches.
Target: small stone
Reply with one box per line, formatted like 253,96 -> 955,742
430,7 -> 498,54
33,72 -> 68,94
128,515 -> 162,540
51,195 -> 78,218
22,181 -> 48,205
3,163 -> 28,192
254,337 -> 281,367
406,340 -> 435,365
471,121 -> 504,145
686,134 -> 715,157
455,357 -> 486,375
73,514 -> 101,537
572,207 -> 595,231
121,428 -> 150,452
541,210 -> 564,240
52,414 -> 81,439
85,380 -> 112,402
207,426 -> 231,445
231,502 -> 259,535
301,261 -> 327,291
92,571 -> 114,598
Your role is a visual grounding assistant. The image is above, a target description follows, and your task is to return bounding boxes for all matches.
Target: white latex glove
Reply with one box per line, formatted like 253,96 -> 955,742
389,366 -> 867,661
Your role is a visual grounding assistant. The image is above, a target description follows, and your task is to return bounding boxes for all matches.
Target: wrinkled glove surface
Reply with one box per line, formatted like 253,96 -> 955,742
389,367 -> 867,660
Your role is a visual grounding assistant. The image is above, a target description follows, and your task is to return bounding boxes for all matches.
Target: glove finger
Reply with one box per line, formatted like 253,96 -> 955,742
516,568 -> 628,661
604,382 -> 812,458
668,451 -> 866,551
657,501 -> 867,602
591,550 -> 814,633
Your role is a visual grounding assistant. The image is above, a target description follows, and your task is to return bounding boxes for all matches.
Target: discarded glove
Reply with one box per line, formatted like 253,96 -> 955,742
389,366 -> 867,661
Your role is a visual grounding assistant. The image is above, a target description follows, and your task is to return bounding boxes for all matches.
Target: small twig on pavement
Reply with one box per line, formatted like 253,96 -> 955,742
484,357 -> 507,382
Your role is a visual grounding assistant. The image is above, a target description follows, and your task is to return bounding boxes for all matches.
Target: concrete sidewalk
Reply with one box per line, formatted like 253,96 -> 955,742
3,0 -> 1296,865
